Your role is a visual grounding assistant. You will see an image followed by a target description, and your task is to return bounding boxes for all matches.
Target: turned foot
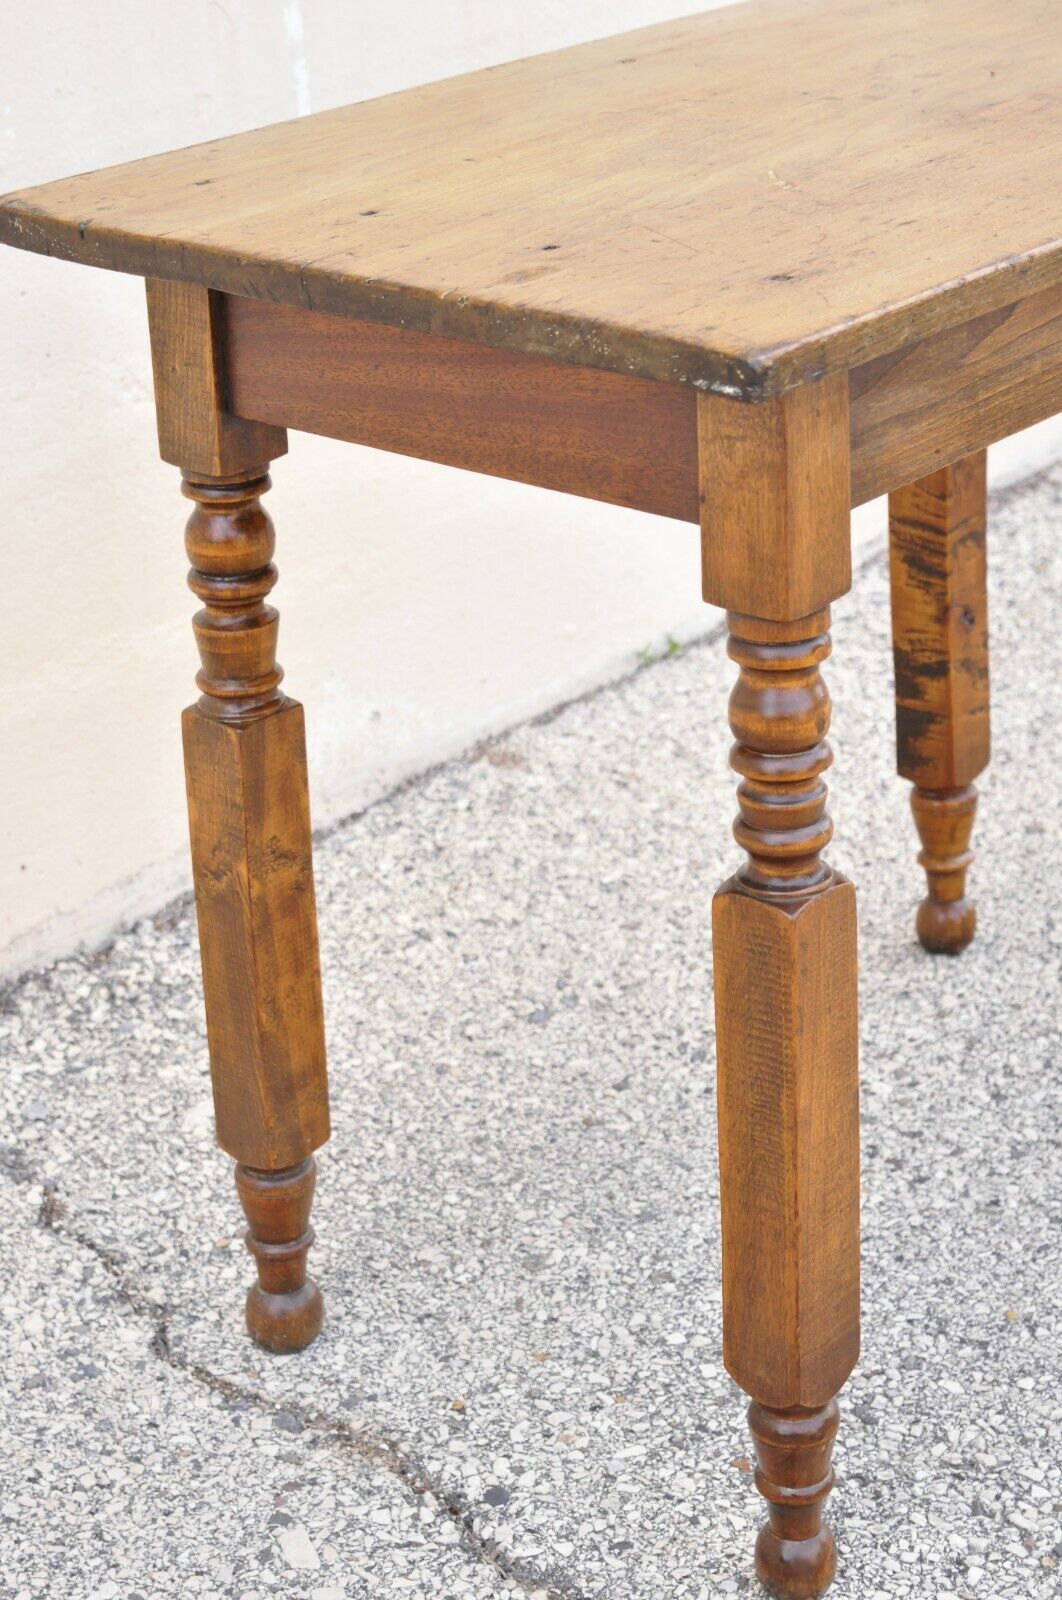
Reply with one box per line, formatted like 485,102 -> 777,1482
911,784 -> 978,953
235,1157 -> 324,1352
749,1401 -> 840,1599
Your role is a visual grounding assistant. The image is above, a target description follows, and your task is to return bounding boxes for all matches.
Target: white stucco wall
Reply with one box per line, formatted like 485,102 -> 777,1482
2,1 -> 1059,978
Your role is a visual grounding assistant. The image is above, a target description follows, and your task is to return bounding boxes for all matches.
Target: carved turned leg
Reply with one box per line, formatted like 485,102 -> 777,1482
183,469 -> 330,1351
713,610 -> 860,1599
888,452 -> 990,952
698,377 -> 857,1597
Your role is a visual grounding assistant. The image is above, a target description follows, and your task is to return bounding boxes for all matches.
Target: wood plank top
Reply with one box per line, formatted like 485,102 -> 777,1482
1,0 -> 1060,399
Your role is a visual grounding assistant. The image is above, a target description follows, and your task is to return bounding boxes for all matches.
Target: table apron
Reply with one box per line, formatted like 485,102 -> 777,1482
219,283 -> 1062,518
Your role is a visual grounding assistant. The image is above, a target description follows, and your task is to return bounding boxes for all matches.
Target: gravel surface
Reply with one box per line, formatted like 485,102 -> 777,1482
2,466 -> 1060,1600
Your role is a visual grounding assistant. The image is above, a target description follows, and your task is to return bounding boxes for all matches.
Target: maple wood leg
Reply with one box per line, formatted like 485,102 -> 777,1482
182,469 -> 330,1352
888,452 -> 990,953
713,610 -> 860,1598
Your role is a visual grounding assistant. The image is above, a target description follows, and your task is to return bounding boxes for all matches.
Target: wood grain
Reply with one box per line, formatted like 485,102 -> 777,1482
3,0 -> 1060,399
851,283 -> 1062,503
748,1400 -> 841,1599
181,469 -> 330,1351
699,376 -> 850,620
234,1158 -> 324,1353
889,453 -> 989,953
223,295 -> 697,522
714,878 -> 860,1409
147,279 -> 329,1350
146,279 -> 285,478
181,474 -> 329,1169
713,606 -> 859,1597
888,454 -> 990,791
908,786 -> 981,956
183,700 -> 328,1168
221,290 -> 1062,528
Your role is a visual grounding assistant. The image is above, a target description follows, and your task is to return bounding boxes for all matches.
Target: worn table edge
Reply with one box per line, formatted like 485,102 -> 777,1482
3,191 -> 1062,404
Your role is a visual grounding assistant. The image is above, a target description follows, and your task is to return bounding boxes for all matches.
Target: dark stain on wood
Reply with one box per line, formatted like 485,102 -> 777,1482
889,453 -> 990,953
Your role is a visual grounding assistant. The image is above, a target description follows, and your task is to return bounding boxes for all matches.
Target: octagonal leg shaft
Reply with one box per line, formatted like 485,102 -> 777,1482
888,452 -> 990,952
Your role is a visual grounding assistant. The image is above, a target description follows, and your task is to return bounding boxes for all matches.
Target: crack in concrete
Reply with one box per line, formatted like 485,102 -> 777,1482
30,1176 -> 590,1600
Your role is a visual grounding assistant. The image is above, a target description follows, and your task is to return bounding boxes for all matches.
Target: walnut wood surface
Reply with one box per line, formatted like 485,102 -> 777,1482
714,877 -> 860,1404
183,694 -> 328,1165
909,786 -> 980,956
3,0 -> 1061,399
713,609 -> 860,1596
147,280 -> 286,478
749,1401 -> 841,1598
888,455 -> 990,791
181,472 -> 329,1168
851,284 -> 1062,502
223,294 -> 697,522
235,1158 -> 324,1353
223,288 -> 1062,528
182,468 -> 330,1350
147,279 -> 331,1350
889,454 -> 990,953
699,378 -> 851,620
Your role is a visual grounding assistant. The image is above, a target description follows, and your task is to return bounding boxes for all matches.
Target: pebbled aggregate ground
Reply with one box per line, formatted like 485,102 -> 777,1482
1,466 -> 1060,1600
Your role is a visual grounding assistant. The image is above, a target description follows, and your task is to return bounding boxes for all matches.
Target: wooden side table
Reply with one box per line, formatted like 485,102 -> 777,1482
3,2 -> 1059,1593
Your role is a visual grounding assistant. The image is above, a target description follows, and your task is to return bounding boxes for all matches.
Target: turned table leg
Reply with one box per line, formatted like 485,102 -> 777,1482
146,278 -> 330,1352
714,610 -> 860,1598
182,469 -> 330,1350
888,452 -> 990,952
698,376 -> 859,1597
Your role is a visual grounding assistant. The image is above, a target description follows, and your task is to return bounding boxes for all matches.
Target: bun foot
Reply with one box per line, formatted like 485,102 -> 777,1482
235,1157 -> 324,1353
748,1401 -> 840,1598
916,892 -> 976,954
246,1276 -> 324,1353
755,1525 -> 837,1599
911,784 -> 978,954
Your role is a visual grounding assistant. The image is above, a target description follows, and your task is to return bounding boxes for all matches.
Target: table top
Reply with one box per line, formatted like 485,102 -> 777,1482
1,0 -> 1059,400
